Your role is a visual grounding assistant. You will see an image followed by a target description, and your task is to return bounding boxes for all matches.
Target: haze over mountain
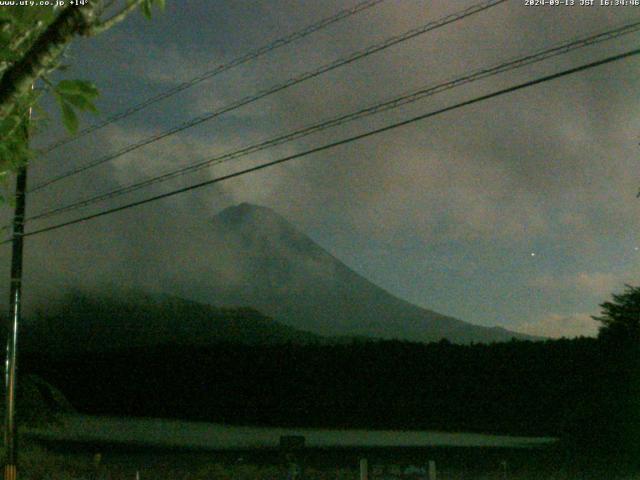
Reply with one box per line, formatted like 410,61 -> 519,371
21,290 -> 322,354
189,203 -> 532,344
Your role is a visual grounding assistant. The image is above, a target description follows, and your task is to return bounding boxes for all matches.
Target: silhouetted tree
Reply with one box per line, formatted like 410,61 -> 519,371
592,284 -> 640,346
585,285 -> 640,453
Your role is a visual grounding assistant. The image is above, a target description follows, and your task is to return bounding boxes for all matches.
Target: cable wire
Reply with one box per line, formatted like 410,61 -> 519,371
9,46 -> 639,243
29,0 -> 507,193
39,0 -> 387,154
26,19 -> 640,222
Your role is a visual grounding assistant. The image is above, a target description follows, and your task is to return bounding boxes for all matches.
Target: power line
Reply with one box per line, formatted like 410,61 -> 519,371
39,0 -> 387,154
32,0 -> 505,191
10,47 -> 640,243
29,0 -> 507,193
26,19 -> 640,223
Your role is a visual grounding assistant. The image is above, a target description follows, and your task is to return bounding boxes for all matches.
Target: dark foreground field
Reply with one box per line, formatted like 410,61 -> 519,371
16,435 -> 640,480
14,411 -> 638,479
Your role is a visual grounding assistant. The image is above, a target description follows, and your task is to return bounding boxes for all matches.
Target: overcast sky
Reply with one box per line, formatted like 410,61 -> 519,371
1,0 -> 639,338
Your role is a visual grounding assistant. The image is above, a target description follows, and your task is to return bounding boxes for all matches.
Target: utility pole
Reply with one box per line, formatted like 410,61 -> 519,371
4,104 -> 31,480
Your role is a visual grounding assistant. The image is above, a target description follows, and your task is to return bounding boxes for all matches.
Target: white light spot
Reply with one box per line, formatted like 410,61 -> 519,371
531,252 -> 536,257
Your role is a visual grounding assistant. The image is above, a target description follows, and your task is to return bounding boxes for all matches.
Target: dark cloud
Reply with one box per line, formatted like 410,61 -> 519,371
1,0 -> 638,337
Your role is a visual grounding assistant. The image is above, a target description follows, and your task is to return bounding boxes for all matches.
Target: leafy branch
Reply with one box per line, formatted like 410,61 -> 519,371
0,0 -> 165,184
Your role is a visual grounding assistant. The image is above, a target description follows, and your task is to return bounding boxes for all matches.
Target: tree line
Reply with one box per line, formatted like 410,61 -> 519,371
14,285 -> 640,453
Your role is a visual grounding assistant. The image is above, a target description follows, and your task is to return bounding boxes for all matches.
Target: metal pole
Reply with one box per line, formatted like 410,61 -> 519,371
359,458 -> 368,480
4,107 -> 30,480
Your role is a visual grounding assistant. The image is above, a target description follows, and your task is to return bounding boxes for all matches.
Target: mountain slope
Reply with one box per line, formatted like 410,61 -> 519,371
197,203 -> 530,344
22,289 -> 322,354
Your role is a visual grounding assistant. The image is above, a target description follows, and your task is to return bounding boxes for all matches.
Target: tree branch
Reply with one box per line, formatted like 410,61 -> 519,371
86,0 -> 145,36
0,2 -> 106,120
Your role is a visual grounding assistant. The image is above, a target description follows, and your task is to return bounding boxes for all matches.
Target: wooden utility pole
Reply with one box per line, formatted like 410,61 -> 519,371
4,107 -> 30,480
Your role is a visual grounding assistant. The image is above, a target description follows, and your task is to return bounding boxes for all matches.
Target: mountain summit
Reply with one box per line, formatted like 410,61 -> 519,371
204,203 -> 530,344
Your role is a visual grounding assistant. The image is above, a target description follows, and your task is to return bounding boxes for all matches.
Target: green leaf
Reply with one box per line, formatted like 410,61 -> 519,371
62,93 -> 98,113
53,81 -> 98,134
153,0 -> 166,11
55,80 -> 98,99
60,101 -> 78,134
141,0 -> 153,19
0,114 -> 21,136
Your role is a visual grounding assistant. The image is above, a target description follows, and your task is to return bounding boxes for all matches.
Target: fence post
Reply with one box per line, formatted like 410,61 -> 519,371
428,460 -> 436,480
360,458 -> 368,480
280,435 -> 305,480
